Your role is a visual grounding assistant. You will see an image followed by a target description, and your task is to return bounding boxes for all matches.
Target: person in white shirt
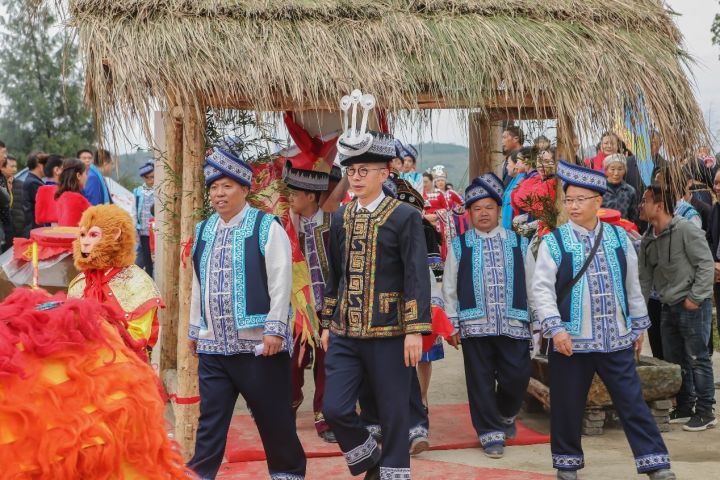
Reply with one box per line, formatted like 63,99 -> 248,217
187,147 -> 306,480
442,172 -> 531,460
532,161 -> 674,480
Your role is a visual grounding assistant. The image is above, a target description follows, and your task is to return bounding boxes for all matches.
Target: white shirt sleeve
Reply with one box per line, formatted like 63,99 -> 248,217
624,235 -> 650,331
264,221 -> 292,331
441,243 -> 460,327
530,240 -> 564,337
188,268 -> 201,339
524,243 -> 538,331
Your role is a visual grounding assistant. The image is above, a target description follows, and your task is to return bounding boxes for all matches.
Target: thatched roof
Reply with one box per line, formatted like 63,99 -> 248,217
69,0 -> 705,155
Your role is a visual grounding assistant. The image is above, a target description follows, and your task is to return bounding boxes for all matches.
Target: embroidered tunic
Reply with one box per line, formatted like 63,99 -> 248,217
443,226 -> 531,340
189,205 -> 292,355
321,193 -> 431,338
674,199 -> 702,229
532,221 -> 650,353
298,209 -> 332,312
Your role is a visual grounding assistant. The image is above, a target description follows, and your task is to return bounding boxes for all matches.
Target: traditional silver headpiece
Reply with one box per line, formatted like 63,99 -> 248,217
336,89 -> 395,166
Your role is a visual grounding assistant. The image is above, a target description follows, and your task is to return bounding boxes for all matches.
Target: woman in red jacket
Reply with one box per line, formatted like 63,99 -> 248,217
55,158 -> 91,227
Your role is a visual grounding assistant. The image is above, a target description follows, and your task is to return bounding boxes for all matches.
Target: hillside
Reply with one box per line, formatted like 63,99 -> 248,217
414,142 -> 470,189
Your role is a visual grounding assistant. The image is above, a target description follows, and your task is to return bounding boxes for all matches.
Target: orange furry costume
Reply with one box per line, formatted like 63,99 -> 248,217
0,288 -> 192,479
67,205 -> 164,350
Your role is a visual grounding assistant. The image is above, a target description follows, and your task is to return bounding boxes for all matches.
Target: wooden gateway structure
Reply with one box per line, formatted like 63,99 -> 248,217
66,0 -> 707,456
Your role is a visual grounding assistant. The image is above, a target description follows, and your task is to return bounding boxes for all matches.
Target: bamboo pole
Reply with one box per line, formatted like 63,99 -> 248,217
175,105 -> 205,458
158,105 -> 184,374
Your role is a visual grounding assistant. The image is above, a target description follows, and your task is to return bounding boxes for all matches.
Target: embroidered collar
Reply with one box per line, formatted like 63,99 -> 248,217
473,225 -> 505,239
218,203 -> 250,228
568,219 -> 601,239
300,208 -> 323,226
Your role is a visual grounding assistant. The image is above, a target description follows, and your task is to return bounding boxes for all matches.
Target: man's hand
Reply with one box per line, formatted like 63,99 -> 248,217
188,339 -> 198,358
447,333 -> 461,349
634,332 -> 644,354
321,329 -> 330,352
404,333 -> 423,367
262,335 -> 283,356
683,298 -> 699,311
553,330 -> 573,357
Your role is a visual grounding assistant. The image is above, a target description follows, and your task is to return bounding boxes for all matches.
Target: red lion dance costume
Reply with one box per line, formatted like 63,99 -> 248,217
0,288 -> 192,479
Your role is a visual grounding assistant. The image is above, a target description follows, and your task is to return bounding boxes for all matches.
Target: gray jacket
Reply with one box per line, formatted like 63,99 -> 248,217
639,216 -> 714,306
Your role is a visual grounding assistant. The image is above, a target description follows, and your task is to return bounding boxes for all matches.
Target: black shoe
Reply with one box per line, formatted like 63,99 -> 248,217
363,464 -> 380,480
319,431 -> 338,443
682,414 -> 717,432
504,420 -> 517,440
668,409 -> 692,424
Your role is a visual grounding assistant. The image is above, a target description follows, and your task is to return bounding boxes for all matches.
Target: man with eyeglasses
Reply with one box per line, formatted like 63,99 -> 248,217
532,161 -> 674,480
321,120 -> 431,479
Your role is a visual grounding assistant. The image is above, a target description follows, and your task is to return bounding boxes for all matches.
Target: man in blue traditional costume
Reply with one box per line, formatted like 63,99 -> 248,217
321,90 -> 431,480
532,161 -> 675,480
284,156 -> 337,443
187,148 -> 306,480
442,172 -> 531,459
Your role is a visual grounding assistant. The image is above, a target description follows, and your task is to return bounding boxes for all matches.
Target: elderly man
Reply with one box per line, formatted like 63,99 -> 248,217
187,148 -> 306,480
532,161 -> 674,480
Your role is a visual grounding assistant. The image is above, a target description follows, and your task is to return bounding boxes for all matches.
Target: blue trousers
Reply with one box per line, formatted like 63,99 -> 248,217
188,353 -> 306,479
549,347 -> 670,474
323,334 -> 411,478
358,366 -> 429,443
661,299 -> 716,416
461,335 -> 531,447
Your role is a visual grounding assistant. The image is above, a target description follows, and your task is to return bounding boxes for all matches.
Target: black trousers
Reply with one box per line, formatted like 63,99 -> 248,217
647,298 -> 664,360
549,348 -> 670,474
323,334 -> 411,477
136,234 -> 153,277
358,365 -> 429,443
188,353 -> 306,479
462,336 -> 531,447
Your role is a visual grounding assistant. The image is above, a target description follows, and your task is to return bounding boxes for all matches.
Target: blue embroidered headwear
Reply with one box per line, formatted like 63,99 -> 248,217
394,139 -> 405,158
336,89 -> 396,166
557,160 -> 607,194
464,172 -> 504,207
138,161 -> 154,178
382,170 -> 399,198
402,144 -> 418,162
204,147 -> 253,187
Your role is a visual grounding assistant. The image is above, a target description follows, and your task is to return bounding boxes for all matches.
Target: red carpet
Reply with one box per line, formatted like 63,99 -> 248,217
225,403 -> 549,463
217,457 -> 555,479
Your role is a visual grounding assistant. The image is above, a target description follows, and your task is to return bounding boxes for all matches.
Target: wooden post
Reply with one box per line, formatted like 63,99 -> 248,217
468,112 -> 489,180
157,106 -> 184,374
175,105 -> 205,458
468,112 -> 505,180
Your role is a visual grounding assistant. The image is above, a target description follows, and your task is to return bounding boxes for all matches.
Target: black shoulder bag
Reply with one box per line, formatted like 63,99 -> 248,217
556,225 -> 604,305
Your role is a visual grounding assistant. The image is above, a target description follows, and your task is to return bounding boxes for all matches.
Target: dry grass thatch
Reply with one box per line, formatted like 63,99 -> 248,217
66,0 -> 706,157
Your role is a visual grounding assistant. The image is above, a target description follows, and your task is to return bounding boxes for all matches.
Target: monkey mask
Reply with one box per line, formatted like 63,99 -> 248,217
73,205 -> 137,271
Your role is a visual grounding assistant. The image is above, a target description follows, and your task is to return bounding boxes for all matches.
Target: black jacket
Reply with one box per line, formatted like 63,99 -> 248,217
22,172 -> 45,234
706,202 -> 720,262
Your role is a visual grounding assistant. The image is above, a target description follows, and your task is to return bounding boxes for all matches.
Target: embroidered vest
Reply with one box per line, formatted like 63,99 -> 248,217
192,209 -> 277,330
544,222 -> 630,335
452,229 -> 528,322
297,211 -> 332,282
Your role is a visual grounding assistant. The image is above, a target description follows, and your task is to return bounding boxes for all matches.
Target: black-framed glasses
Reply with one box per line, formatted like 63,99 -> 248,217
346,167 -> 387,178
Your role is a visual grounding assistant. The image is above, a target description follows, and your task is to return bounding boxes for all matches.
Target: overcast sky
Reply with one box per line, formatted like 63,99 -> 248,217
73,0 -> 720,153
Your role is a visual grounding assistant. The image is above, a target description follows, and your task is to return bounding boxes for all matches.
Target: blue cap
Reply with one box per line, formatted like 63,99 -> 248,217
204,148 -> 253,187
464,172 -> 504,207
556,160 -> 607,194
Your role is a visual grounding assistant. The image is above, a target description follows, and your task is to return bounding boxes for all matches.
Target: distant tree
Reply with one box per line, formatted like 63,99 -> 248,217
713,2 -> 720,56
0,1 -> 95,163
